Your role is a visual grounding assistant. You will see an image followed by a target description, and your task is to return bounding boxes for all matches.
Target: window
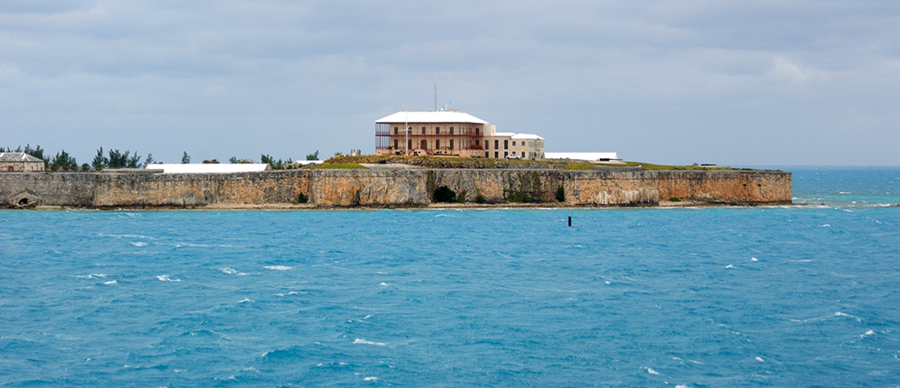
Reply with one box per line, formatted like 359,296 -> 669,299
450,127 -> 454,135
476,128 -> 480,135
495,152 -> 499,158
421,127 -> 426,135
494,140 -> 499,149
394,139 -> 398,149
408,139 -> 412,150
435,139 -> 440,149
393,127 -> 398,134
512,141 -> 516,146
485,152 -> 489,158
504,152 -> 508,158
420,139 -> 427,149
504,140 -> 508,150
523,152 -> 527,159
449,139 -> 454,149
435,127 -> 440,135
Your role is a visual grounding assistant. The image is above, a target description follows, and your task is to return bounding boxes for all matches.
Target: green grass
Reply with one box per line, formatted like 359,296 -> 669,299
565,163 -> 594,170
618,161 -> 730,170
318,154 -> 756,171
311,163 -> 367,169
321,154 -> 569,169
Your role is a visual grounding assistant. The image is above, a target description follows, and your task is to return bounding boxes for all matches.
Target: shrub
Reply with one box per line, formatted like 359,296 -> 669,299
669,197 -> 682,202
456,189 -> 467,203
475,192 -> 486,204
555,185 -> 565,202
506,192 -> 533,203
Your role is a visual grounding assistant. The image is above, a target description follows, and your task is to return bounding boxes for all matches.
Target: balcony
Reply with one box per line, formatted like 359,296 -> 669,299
376,130 -> 483,137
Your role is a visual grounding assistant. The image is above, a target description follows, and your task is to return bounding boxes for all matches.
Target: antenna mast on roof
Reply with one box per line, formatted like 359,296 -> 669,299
434,79 -> 437,112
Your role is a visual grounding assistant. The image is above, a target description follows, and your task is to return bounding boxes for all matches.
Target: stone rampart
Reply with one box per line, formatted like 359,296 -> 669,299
0,168 -> 790,208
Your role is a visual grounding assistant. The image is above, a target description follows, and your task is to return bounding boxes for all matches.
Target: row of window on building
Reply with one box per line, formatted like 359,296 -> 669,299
393,126 -> 480,136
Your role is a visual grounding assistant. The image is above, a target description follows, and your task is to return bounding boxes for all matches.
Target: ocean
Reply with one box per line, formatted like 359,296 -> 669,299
1,167 -> 898,387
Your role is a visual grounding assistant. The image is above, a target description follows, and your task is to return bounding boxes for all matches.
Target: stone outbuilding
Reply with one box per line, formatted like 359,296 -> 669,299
0,153 -> 45,172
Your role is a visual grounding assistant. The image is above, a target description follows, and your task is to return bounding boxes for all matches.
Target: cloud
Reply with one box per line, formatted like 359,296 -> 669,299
0,0 -> 898,165
768,57 -> 814,82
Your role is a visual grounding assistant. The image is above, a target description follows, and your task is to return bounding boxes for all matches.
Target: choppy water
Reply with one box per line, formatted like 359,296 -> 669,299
1,167 -> 898,387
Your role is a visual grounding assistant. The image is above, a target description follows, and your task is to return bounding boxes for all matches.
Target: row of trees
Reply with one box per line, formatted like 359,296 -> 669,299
2,145 -> 151,171
3,145 -> 323,171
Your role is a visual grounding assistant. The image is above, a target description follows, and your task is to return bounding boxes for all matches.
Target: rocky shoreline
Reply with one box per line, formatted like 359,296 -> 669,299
3,168 -> 791,209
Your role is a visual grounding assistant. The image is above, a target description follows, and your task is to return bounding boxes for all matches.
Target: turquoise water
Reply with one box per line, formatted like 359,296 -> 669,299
1,168 -> 898,387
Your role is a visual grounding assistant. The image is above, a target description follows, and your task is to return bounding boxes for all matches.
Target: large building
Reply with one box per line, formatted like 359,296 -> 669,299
0,153 -> 45,172
375,111 -> 544,159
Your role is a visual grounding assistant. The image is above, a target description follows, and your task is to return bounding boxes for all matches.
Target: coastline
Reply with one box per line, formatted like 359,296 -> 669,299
3,168 -> 792,209
28,199 -> 798,211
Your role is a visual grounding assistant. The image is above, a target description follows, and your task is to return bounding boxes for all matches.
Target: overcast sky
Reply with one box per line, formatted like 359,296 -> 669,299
2,1 -> 898,165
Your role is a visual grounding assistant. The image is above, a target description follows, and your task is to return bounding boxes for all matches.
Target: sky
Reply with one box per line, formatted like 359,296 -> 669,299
1,1 -> 898,166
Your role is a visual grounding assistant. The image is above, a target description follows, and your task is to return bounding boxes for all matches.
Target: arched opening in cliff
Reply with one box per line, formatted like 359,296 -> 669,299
17,197 -> 29,206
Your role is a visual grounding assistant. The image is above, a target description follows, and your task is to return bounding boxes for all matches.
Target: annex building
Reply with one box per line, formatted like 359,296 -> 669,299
375,111 -> 545,159
0,153 -> 45,172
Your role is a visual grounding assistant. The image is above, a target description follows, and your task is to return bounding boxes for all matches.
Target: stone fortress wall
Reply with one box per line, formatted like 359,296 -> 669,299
0,168 -> 791,209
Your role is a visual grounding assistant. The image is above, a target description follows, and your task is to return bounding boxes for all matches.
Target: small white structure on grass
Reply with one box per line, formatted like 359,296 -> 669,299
544,152 -> 620,162
147,164 -> 271,174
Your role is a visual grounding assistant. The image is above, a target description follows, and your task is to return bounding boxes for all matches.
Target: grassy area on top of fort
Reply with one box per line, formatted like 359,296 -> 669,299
311,163 -> 367,169
318,155 -> 753,171
322,155 -> 573,169
619,162 -> 732,170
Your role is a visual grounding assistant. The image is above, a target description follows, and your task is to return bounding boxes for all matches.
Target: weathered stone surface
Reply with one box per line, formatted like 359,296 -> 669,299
0,168 -> 791,209
310,169 -> 427,207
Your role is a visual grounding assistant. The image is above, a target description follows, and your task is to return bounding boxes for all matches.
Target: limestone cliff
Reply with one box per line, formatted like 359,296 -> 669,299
0,168 -> 791,209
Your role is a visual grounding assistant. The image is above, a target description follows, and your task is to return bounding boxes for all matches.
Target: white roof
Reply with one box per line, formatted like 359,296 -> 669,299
492,132 -> 545,140
544,152 -> 619,161
147,164 -> 271,174
376,111 -> 488,125
511,133 -> 544,140
0,152 -> 43,162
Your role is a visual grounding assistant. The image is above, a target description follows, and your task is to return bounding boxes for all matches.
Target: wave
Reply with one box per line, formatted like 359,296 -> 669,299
219,267 -> 248,276
275,291 -> 305,297
353,338 -> 386,346
834,311 -> 863,322
76,273 -> 107,279
264,265 -> 293,271
156,275 -> 181,282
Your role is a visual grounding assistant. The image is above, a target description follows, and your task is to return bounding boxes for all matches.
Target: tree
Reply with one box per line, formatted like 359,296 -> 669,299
181,152 -> 191,164
92,147 -> 108,171
143,153 -> 154,167
23,144 -> 45,161
49,150 -> 78,171
107,149 -> 127,168
260,154 -> 274,166
306,150 -> 320,161
126,152 -> 142,168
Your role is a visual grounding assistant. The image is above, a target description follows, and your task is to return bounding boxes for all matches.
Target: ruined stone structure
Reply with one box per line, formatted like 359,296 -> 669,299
0,153 -> 45,172
1,168 -> 790,209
